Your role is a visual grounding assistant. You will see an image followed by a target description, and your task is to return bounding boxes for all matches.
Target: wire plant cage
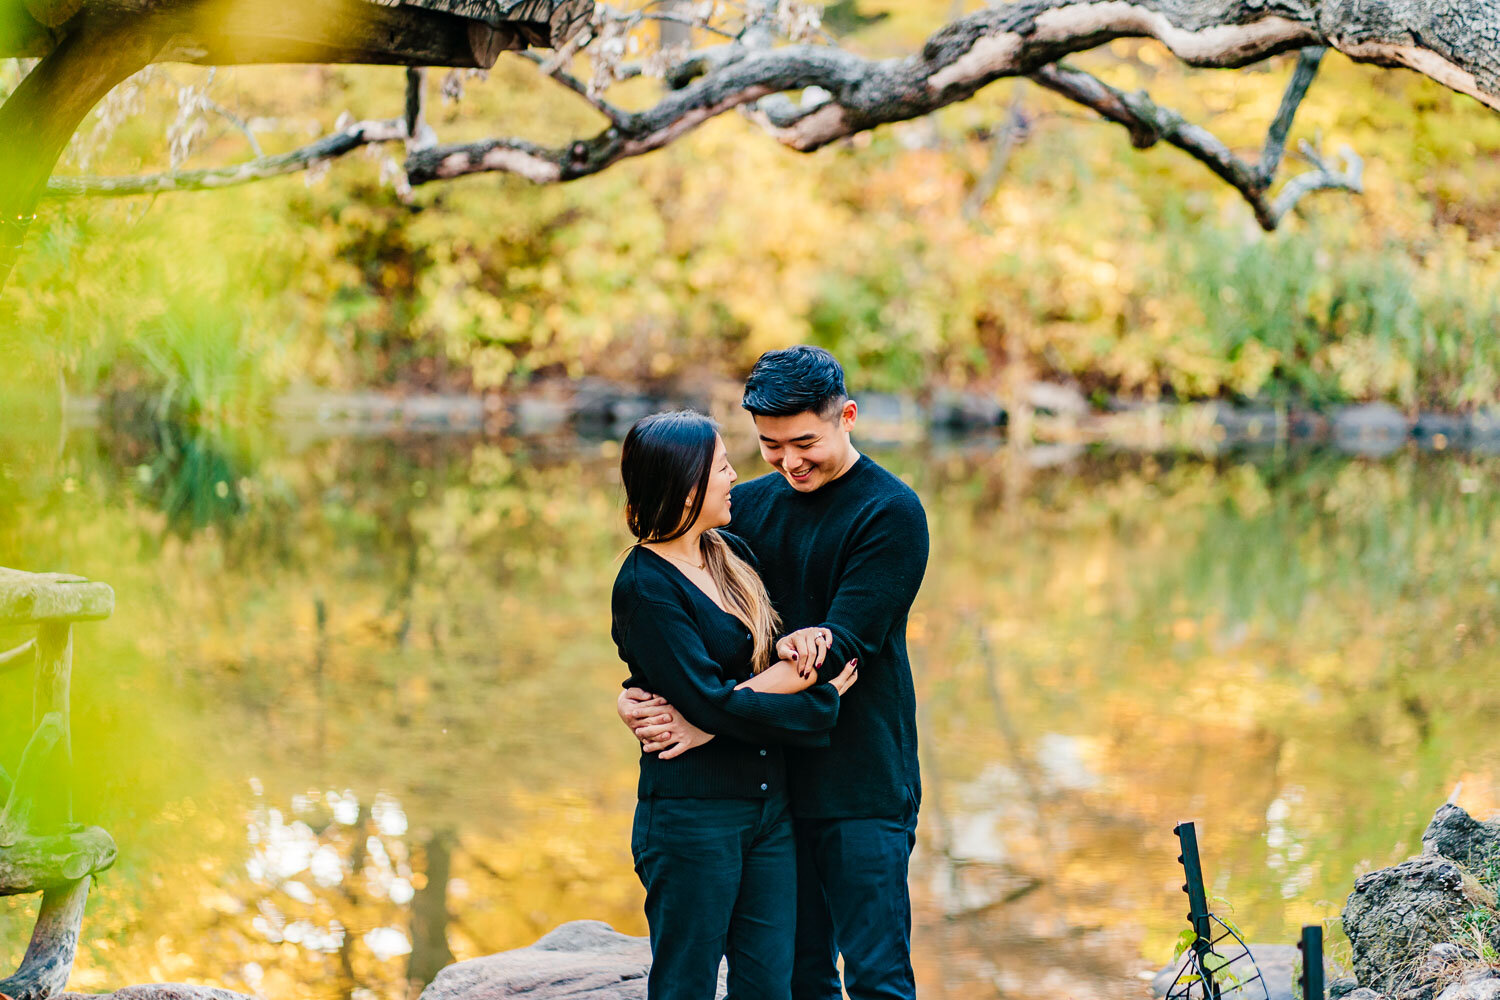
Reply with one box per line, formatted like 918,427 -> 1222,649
1164,821 -> 1271,1000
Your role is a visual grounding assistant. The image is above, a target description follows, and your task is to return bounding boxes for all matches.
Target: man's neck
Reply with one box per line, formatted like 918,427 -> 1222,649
822,446 -> 862,486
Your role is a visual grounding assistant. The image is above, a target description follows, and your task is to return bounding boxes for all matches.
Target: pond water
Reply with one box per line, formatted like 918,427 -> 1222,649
3,414 -> 1500,1000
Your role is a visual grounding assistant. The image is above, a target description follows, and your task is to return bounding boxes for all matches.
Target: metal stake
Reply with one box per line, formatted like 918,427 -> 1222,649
1298,925 -> 1325,1000
1175,821 -> 1220,999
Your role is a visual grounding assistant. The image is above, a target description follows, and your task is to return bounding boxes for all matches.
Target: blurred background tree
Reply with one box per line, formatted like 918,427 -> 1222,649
3,0 -> 1499,418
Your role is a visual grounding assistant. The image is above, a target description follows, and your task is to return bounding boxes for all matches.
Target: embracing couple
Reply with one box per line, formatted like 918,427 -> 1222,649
610,346 -> 929,1000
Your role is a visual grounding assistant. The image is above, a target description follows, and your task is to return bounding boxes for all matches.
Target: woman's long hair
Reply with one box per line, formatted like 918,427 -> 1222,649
621,411 -> 781,673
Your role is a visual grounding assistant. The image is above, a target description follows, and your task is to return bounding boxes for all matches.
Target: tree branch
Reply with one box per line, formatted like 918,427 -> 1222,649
405,67 -> 436,153
36,0 -> 1493,224
43,117 -> 406,197
0,639 -> 36,673
1258,46 -> 1324,185
1271,138 -> 1363,221
204,96 -> 264,157
1032,61 -> 1360,229
962,84 -> 1028,222
514,50 -> 631,127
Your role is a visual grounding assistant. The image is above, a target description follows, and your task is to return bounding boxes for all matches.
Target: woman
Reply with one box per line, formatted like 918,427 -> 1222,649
612,410 -> 858,1000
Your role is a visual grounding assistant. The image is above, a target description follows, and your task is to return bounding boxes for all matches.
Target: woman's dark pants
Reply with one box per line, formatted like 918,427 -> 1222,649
633,793 -> 796,1000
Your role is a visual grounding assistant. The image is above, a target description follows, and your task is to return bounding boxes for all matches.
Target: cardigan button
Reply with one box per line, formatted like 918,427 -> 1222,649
760,783 -> 768,791
759,749 -> 767,757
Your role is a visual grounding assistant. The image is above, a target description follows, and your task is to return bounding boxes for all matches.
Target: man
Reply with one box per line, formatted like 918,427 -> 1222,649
618,345 -> 929,1000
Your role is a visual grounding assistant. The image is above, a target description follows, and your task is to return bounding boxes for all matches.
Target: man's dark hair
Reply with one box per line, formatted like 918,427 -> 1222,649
741,346 -> 848,419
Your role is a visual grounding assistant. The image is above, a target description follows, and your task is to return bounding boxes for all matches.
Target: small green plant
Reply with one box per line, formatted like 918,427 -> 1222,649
1460,906 -> 1500,964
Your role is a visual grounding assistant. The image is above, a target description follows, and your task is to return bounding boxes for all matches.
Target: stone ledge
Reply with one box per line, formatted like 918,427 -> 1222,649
420,920 -> 727,1000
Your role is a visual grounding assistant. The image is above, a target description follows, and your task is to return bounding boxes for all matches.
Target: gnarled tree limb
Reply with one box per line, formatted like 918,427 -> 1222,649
33,0 -> 1500,224
415,0 -> 1491,199
0,876 -> 92,1000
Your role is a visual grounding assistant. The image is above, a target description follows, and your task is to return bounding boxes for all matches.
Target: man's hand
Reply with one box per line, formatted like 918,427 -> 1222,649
618,687 -> 669,735
776,627 -> 832,678
618,687 -> 714,759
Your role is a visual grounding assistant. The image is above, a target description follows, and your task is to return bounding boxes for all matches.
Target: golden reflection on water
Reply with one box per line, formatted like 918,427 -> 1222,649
3,424 -> 1500,999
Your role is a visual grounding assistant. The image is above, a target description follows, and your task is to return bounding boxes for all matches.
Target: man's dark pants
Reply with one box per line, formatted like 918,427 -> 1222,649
790,795 -> 919,1000
633,792 -> 797,1000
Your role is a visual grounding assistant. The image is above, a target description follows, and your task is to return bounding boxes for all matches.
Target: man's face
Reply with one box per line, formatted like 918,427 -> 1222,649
752,401 -> 858,492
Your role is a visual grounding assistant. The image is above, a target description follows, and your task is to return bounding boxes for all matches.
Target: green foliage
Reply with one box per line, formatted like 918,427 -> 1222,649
5,4 -> 1500,416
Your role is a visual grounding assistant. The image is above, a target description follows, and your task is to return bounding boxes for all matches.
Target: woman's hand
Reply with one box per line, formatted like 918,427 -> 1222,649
737,658 -> 818,693
776,627 -> 833,678
829,658 -> 859,695
635,713 -> 716,760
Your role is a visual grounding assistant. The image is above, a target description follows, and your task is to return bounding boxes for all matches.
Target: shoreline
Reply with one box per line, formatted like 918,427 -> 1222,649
55,379 -> 1500,457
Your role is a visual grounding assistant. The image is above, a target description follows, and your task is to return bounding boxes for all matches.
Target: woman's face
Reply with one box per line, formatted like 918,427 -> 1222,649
690,435 -> 737,530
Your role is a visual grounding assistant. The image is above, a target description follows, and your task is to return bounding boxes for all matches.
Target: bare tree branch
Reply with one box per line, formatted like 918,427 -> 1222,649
1258,45 -> 1324,184
1030,59 -> 1361,229
514,50 -> 631,127
44,117 -> 405,197
405,66 -> 436,153
962,84 -> 1027,222
204,96 -> 264,157
1271,139 -> 1364,221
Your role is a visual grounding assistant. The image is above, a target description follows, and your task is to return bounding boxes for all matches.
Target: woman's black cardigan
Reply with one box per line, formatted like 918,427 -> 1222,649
612,531 -> 841,800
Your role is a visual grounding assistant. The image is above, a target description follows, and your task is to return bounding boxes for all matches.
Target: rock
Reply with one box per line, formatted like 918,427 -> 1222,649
1436,968 -> 1500,1000
854,392 -> 926,443
1149,942 -> 1337,1000
1332,403 -> 1409,456
1024,381 -> 1088,417
1213,406 -> 1282,444
1346,990 -> 1389,1000
1413,413 -> 1467,450
1343,856 -> 1495,996
419,920 -> 726,1000
512,396 -> 571,435
1409,942 -> 1482,997
1330,977 -> 1362,997
929,389 -> 1003,429
1424,804 -> 1500,875
1288,409 -> 1330,441
1469,409 -> 1500,442
56,987 -> 253,1000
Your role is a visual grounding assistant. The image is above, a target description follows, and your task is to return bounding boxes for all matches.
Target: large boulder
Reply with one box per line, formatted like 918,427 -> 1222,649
1424,805 -> 1500,875
1342,857 -> 1496,996
419,920 -> 726,1000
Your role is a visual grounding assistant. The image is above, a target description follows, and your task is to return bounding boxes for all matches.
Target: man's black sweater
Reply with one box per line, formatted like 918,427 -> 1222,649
729,454 -> 929,819
613,531 -> 842,801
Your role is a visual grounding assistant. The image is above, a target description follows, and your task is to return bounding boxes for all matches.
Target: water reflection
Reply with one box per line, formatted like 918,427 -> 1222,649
3,421 -> 1500,999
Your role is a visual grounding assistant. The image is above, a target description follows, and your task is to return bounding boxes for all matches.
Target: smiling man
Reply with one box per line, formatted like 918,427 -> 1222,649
619,346 -> 930,1000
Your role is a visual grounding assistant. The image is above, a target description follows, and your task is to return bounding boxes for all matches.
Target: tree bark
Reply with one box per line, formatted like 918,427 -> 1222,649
0,12 -> 167,292
0,876 -> 93,1000
32,624 -> 74,832
0,827 -> 117,895
0,569 -> 116,625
